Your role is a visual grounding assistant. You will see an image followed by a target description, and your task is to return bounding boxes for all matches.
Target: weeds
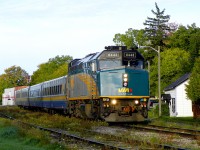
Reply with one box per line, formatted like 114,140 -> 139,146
1,106 -> 199,149
0,126 -> 18,139
0,106 -> 107,131
0,117 -> 68,149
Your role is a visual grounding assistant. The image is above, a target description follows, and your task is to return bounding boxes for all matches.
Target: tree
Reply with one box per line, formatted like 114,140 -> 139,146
143,2 -> 170,47
3,66 -> 29,86
0,74 -> 10,101
166,22 -> 179,34
150,48 -> 190,96
186,57 -> 200,118
30,55 -> 72,85
189,31 -> 200,64
50,63 -> 69,77
0,66 -> 29,101
186,57 -> 200,102
168,23 -> 200,69
113,28 -> 148,49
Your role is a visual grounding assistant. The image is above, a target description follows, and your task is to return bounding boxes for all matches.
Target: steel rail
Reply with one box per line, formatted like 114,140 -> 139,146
132,124 -> 200,139
86,128 -> 190,150
0,112 -> 129,150
0,112 -> 190,150
147,124 -> 200,134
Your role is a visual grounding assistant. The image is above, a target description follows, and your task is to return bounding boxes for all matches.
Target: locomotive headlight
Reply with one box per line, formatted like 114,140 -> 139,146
111,99 -> 117,105
123,78 -> 128,82
123,74 -> 128,78
134,100 -> 139,105
122,73 -> 128,87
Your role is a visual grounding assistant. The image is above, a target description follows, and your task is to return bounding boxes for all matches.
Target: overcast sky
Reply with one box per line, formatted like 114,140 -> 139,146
0,0 -> 199,75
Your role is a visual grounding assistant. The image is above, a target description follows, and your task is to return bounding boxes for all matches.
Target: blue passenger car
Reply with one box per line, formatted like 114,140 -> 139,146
16,76 -> 67,113
16,87 -> 30,107
41,76 -> 67,111
29,83 -> 43,107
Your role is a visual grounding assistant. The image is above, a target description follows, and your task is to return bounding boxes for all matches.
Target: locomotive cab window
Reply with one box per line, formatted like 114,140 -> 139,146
136,60 -> 144,69
91,61 -> 97,72
98,51 -> 122,70
99,60 -> 121,70
122,60 -> 144,69
122,51 -> 144,69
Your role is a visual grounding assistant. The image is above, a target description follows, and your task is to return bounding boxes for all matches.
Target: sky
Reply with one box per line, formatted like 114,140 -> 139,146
0,0 -> 199,75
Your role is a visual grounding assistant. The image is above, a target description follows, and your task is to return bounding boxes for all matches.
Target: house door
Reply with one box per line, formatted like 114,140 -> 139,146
170,98 -> 176,116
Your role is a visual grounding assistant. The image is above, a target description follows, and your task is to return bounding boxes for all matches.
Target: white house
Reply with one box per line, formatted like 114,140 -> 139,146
2,87 -> 16,106
2,86 -> 27,106
163,73 -> 193,117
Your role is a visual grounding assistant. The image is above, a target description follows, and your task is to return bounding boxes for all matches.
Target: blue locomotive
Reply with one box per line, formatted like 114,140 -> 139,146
16,46 -> 149,122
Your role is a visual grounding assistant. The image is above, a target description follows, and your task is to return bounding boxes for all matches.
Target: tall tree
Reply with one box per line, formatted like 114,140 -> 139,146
150,48 -> 190,96
168,23 -> 200,69
185,57 -> 200,118
186,57 -> 200,103
30,55 -> 72,85
144,2 -> 170,48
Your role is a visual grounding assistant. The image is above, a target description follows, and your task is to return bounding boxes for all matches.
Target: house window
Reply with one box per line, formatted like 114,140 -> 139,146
172,98 -> 176,113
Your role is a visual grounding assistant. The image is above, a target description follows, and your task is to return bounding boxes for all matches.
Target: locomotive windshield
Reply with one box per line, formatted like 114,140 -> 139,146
99,60 -> 121,70
67,46 -> 145,73
97,48 -> 144,70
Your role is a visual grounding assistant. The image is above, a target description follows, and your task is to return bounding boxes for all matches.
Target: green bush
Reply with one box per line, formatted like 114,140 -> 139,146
161,103 -> 170,116
149,103 -> 169,118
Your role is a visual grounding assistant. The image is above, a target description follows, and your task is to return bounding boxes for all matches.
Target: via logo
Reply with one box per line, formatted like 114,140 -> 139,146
118,88 -> 132,93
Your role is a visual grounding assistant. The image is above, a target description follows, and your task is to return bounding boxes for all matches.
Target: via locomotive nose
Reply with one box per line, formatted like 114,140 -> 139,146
100,68 -> 149,97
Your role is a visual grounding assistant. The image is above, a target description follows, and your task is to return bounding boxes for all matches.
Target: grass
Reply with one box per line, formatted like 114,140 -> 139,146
1,106 -> 199,149
148,103 -> 170,118
150,116 -> 200,131
0,118 -> 67,150
0,106 -> 108,149
0,106 -> 108,131
148,103 -> 200,128
1,106 -> 200,130
160,116 -> 200,123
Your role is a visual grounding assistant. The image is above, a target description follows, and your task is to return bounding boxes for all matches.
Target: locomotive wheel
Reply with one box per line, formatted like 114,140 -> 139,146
142,108 -> 148,118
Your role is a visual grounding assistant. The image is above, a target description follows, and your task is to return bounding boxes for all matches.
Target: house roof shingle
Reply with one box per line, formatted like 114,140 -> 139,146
164,73 -> 191,91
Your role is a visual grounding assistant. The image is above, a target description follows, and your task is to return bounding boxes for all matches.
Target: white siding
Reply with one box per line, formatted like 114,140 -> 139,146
2,88 -> 16,106
175,80 -> 193,117
164,79 -> 193,117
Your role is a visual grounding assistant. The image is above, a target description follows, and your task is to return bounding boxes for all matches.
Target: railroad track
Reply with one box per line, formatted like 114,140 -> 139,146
0,112 -> 193,149
132,124 -> 200,139
0,113 -> 129,149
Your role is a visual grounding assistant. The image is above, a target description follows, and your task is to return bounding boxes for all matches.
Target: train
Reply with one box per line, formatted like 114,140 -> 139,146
16,46 -> 150,123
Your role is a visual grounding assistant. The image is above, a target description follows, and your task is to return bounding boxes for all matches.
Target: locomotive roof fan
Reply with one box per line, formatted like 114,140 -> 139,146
105,46 -> 127,51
